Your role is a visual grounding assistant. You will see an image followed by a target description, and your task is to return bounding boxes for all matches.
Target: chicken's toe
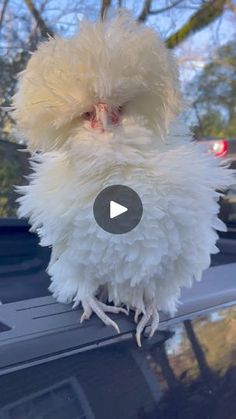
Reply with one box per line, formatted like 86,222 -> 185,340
80,302 -> 93,323
99,301 -> 129,316
136,310 -> 152,347
148,309 -> 160,338
134,308 -> 141,324
135,304 -> 159,347
81,297 -> 121,334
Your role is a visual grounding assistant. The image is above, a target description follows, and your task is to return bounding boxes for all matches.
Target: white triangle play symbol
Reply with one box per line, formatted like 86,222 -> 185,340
110,200 -> 128,219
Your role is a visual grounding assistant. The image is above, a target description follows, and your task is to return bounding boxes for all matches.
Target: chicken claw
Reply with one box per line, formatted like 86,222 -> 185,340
134,308 -> 141,323
80,301 -> 93,323
136,305 -> 159,347
80,297 -> 128,333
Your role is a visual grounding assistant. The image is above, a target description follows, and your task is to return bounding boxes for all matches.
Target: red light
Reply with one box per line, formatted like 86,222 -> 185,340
210,139 -> 228,157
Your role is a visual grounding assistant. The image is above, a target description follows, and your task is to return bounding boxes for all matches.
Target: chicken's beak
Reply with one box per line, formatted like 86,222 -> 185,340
95,103 -> 109,131
99,108 -> 108,130
90,102 -> 120,131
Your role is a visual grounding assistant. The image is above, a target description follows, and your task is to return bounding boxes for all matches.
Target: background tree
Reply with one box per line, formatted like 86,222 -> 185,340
191,40 -> 236,138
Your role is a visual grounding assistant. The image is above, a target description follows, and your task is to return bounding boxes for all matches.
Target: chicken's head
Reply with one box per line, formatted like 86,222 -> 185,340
12,10 -> 181,151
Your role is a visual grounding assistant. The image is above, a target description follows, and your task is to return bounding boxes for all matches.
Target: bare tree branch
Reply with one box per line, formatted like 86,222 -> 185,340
166,0 -> 227,49
149,0 -> 184,15
0,0 -> 9,30
101,0 -> 111,20
24,0 -> 54,38
138,0 -> 152,22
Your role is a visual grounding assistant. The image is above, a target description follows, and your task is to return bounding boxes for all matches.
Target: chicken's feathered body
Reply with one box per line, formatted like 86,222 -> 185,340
13,11 -> 234,345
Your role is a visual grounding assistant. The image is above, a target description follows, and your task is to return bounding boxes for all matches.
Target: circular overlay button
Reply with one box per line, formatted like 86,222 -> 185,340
93,185 -> 143,234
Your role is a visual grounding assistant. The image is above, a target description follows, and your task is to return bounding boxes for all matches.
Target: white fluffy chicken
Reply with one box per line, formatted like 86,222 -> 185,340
13,11 -> 234,346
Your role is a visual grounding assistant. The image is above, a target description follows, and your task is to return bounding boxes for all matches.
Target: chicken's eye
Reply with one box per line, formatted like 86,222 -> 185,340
83,111 -> 93,120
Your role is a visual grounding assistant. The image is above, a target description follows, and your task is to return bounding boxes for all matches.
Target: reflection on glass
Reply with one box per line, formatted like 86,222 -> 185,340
145,306 -> 236,418
1,306 -> 236,419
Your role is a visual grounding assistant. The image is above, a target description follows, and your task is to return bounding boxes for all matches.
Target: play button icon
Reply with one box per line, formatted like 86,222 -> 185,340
93,185 -> 143,234
110,201 -> 128,219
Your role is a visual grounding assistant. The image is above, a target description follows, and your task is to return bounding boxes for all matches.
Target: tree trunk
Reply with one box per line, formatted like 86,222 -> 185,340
184,319 -> 213,382
166,0 -> 227,49
154,344 -> 180,389
24,0 -> 54,38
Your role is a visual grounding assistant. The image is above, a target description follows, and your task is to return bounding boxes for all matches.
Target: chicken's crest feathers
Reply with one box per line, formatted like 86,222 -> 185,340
12,10 -> 181,151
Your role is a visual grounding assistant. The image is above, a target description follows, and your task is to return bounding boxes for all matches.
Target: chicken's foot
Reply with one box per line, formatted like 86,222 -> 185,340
80,296 -> 128,333
136,304 -> 159,347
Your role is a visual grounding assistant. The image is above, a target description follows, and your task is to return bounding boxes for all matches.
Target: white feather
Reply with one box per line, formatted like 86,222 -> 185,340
13,11 -> 235,331
16,117 -> 235,315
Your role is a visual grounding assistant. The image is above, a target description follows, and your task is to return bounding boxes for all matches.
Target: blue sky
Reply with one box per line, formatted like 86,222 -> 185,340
43,0 -> 236,84
1,0 -> 235,97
